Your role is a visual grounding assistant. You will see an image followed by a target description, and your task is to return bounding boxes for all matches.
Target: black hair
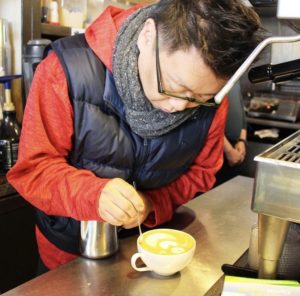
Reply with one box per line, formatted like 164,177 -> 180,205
149,0 -> 265,78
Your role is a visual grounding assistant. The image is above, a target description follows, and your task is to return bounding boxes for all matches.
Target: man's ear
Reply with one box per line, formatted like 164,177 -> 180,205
137,18 -> 156,50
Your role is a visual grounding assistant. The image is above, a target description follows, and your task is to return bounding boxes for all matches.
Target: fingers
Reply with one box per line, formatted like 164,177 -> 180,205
227,149 -> 244,167
98,178 -> 145,226
108,186 -> 139,218
122,219 -> 139,229
112,179 -> 144,211
235,142 -> 246,157
123,194 -> 153,229
101,209 -> 123,226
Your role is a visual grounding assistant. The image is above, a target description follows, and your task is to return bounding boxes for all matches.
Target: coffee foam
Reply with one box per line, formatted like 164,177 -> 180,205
139,229 -> 194,255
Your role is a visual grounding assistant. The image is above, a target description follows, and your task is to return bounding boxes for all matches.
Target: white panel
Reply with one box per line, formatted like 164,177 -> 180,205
0,0 -> 22,74
277,0 -> 300,19
271,22 -> 300,64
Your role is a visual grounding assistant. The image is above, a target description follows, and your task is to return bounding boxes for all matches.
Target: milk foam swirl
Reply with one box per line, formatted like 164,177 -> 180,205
139,229 -> 194,255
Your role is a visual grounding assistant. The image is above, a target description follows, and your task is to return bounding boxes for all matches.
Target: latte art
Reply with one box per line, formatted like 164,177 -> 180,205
139,229 -> 194,255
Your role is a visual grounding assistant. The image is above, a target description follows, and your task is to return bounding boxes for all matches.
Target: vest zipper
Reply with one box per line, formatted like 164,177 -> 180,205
134,138 -> 149,181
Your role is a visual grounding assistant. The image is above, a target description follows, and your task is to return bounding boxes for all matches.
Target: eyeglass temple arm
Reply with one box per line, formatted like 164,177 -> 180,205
155,32 -> 164,93
214,34 -> 300,104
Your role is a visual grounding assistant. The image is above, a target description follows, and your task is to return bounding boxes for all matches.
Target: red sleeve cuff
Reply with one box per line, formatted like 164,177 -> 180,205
142,190 -> 173,228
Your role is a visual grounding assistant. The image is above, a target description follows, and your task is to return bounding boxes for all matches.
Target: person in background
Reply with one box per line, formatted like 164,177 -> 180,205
7,0 -> 263,272
215,82 -> 248,186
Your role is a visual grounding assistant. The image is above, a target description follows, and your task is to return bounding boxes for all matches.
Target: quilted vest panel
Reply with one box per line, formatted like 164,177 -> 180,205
52,34 -> 217,189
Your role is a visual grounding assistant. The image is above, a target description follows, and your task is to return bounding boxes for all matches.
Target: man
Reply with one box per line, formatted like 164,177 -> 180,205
224,82 -> 247,168
7,0 -> 263,270
215,82 -> 248,187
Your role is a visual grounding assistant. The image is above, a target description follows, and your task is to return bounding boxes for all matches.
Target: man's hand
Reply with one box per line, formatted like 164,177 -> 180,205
98,178 -> 153,228
122,191 -> 153,229
225,146 -> 244,167
235,140 -> 246,159
224,136 -> 246,167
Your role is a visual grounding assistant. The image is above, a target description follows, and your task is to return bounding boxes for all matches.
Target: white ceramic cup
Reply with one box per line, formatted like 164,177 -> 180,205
131,228 -> 196,276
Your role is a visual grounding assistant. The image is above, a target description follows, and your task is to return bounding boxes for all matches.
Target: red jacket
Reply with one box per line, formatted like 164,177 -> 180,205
7,5 -> 228,269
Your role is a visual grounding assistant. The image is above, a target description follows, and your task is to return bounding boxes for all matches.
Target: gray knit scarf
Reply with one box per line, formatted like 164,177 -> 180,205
112,5 -> 197,138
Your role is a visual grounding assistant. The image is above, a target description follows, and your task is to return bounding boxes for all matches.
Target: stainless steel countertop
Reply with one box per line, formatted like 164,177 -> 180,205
3,176 -> 257,296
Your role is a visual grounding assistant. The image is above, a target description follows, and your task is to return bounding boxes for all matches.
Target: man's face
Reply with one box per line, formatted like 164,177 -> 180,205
137,19 -> 227,113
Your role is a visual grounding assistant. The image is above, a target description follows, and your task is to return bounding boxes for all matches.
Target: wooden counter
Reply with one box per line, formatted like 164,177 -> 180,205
2,176 -> 257,296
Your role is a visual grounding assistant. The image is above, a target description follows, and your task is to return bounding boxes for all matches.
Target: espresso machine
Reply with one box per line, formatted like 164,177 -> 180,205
214,0 -> 300,280
252,130 -> 300,279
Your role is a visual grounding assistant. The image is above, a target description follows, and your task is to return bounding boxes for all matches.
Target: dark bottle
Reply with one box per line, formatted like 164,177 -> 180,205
0,76 -> 22,172
0,111 -> 21,171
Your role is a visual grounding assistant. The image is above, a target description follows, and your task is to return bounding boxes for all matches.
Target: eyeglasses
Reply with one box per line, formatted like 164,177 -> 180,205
155,30 -> 218,108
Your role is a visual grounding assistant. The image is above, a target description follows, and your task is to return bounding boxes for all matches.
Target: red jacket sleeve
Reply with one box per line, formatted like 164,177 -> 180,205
144,98 -> 228,227
7,52 -> 110,221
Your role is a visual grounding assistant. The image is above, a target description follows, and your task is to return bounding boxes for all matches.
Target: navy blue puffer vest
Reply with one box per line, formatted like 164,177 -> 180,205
36,34 -> 217,254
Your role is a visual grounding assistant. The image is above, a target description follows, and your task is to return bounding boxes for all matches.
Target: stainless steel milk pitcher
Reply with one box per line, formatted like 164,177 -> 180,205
80,221 -> 119,259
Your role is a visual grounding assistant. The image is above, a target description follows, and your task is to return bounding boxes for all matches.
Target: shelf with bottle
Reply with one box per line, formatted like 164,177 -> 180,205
41,22 -> 72,37
41,0 -> 87,37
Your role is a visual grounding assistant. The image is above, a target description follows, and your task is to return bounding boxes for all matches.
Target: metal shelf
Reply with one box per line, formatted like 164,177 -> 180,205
247,116 -> 300,130
41,23 -> 72,37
